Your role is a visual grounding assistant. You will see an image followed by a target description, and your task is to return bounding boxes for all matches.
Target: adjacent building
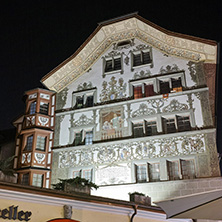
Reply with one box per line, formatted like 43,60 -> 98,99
14,13 -> 220,203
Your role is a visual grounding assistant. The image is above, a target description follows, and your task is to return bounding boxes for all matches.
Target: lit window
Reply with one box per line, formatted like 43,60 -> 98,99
29,102 -> 36,114
133,85 -> 143,99
136,164 -> 147,183
167,161 -> 180,180
40,102 -> 49,115
21,173 -> 29,185
32,173 -> 43,187
144,84 -> 154,97
85,131 -> 93,145
36,136 -> 46,151
25,135 -> 33,151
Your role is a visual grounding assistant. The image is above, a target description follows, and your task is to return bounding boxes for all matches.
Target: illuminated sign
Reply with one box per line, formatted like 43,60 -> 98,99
0,206 -> 32,221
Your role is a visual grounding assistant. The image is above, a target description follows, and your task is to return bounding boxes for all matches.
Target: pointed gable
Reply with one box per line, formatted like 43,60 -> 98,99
41,13 -> 217,92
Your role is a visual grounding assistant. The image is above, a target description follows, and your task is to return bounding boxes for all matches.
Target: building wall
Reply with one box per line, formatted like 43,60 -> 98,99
92,177 -> 222,203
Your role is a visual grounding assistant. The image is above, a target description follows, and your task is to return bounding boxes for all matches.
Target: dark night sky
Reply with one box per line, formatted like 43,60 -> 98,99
0,1 -> 222,149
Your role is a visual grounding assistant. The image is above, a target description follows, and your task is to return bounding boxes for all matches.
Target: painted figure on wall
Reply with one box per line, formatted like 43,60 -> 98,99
101,111 -> 123,139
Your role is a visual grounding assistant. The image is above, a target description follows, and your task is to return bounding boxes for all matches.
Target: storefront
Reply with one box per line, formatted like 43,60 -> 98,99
0,182 -> 190,222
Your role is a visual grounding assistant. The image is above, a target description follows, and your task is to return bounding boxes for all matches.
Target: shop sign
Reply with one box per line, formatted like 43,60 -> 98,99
0,205 -> 32,221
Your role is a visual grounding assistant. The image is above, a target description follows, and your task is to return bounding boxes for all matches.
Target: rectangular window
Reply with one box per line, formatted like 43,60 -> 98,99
145,120 -> 157,136
76,96 -> 84,109
133,85 -> 143,99
181,159 -> 195,179
136,164 -> 147,183
167,161 -> 180,180
85,131 -> 93,145
29,102 -> 36,114
73,170 -> 81,178
40,102 -> 49,115
133,122 -> 144,137
105,57 -> 121,73
144,84 -> 154,97
32,173 -> 43,187
148,163 -> 160,182
74,131 -> 82,146
162,117 -> 176,134
21,173 -> 29,185
172,77 -> 182,88
160,80 -> 170,94
133,51 -> 152,67
83,169 -> 92,181
85,95 -> 94,107
36,136 -> 46,151
176,115 -> 191,132
25,135 -> 33,151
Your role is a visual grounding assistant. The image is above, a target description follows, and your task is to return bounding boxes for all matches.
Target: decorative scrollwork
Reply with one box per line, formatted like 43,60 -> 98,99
77,82 -> 93,91
162,99 -> 188,113
58,133 -> 205,168
132,103 -> 156,118
73,114 -> 94,127
159,64 -> 180,74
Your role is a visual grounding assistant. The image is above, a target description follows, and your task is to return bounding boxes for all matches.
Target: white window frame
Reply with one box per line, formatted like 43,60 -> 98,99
72,88 -> 97,108
131,46 -> 153,70
102,53 -> 123,77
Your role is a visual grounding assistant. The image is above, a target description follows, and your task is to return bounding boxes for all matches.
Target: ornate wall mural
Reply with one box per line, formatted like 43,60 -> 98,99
100,76 -> 127,102
132,103 -> 156,117
133,70 -> 151,79
159,64 -> 180,74
76,82 -> 93,91
100,107 -> 124,140
57,133 -> 206,168
162,99 -> 188,113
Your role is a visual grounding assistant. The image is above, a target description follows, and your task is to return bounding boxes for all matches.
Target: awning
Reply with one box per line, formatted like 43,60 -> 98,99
155,189 -> 222,220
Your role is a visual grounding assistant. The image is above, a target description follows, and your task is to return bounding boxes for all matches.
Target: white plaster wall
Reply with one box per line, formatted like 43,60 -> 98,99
62,38 -> 196,109
91,177 -> 222,204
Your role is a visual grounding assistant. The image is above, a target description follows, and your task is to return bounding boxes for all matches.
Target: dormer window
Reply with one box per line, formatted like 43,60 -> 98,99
105,57 -> 121,73
131,45 -> 153,70
133,50 -> 152,67
102,52 -> 123,77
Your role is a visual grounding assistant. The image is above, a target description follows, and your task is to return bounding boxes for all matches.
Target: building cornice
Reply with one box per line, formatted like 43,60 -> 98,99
41,14 -> 217,93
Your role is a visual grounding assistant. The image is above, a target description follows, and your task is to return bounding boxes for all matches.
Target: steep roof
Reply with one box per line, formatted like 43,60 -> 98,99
41,13 -> 217,92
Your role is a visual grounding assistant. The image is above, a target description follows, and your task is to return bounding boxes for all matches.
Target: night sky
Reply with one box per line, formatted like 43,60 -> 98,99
1,1 -> 222,149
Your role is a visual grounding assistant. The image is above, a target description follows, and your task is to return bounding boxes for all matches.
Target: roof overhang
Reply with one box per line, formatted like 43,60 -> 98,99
155,189 -> 222,220
41,13 -> 217,92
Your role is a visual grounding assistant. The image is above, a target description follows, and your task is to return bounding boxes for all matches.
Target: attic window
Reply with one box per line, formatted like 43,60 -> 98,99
113,39 -> 134,50
102,53 -> 123,77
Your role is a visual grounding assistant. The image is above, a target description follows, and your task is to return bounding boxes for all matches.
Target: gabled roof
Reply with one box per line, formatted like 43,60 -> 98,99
41,13 -> 217,92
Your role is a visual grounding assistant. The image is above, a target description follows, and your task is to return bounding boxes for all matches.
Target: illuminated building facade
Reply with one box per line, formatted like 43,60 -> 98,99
14,13 -> 220,202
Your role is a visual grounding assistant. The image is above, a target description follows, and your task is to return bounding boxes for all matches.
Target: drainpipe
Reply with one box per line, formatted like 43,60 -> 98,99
130,205 -> 138,222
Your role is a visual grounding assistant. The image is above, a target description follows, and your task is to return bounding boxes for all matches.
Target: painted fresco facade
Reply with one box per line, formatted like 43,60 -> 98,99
13,14 -> 220,202
42,14 -> 220,202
